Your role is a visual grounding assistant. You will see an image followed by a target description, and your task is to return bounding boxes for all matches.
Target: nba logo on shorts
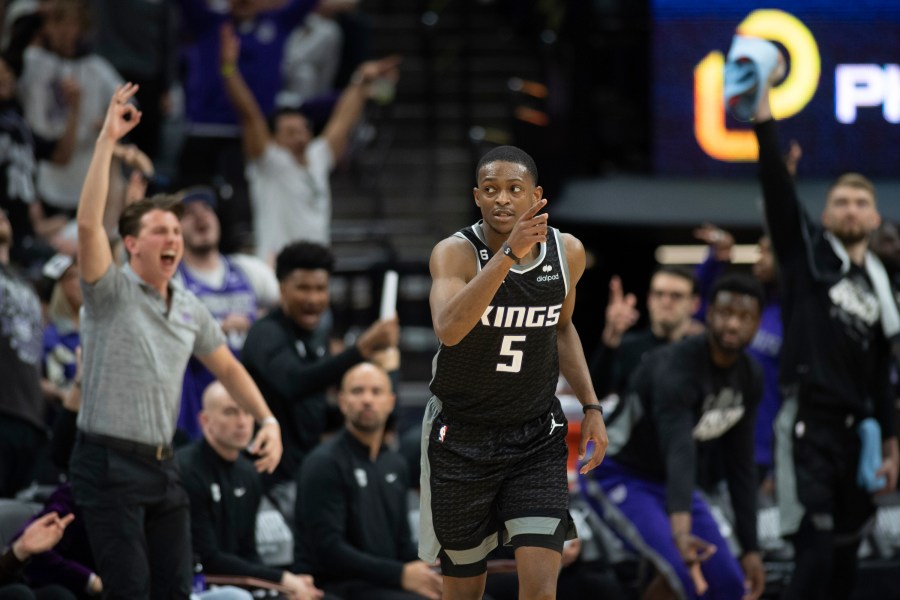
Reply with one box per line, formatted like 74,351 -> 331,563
438,425 -> 448,443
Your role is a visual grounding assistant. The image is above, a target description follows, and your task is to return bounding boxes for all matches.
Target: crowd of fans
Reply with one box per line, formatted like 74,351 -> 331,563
1,2 -> 899,600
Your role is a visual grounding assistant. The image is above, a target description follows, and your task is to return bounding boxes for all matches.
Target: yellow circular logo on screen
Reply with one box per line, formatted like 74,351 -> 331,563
694,9 -> 821,162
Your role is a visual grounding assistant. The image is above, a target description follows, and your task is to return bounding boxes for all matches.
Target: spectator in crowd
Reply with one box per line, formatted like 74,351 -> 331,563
590,266 -> 700,399
0,51 -> 51,267
91,0 -> 178,161
0,511 -> 76,600
242,241 -> 399,522
41,254 -> 80,395
175,186 -> 279,441
16,0 -> 121,213
177,382 -> 324,600
8,483 -> 98,599
218,21 -> 400,261
581,273 -> 766,600
751,53 -> 899,599
297,363 -> 442,600
0,208 -> 46,498
178,0 -> 318,249
69,84 -> 282,598
278,1 -> 348,109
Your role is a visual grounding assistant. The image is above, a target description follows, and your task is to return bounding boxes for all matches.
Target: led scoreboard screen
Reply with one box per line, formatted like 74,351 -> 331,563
653,1 -> 900,177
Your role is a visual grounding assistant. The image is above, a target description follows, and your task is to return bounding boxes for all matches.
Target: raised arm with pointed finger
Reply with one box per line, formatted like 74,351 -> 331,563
76,83 -> 142,284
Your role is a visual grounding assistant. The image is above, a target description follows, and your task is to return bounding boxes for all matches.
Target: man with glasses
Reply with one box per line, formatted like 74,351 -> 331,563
590,266 -> 700,399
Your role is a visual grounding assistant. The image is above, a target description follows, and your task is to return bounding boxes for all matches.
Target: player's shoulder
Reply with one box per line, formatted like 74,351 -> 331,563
430,233 -> 478,263
557,231 -> 584,253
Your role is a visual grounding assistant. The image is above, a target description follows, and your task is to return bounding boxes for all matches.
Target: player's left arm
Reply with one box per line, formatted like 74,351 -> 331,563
556,233 -> 608,474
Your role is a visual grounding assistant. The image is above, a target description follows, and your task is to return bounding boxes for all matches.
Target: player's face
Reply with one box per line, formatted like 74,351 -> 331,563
822,185 -> 880,245
280,268 -> 330,331
706,291 -> 761,353
647,273 -> 696,334
126,209 -> 183,284
181,201 -> 220,254
339,364 -> 395,434
205,395 -> 255,451
473,161 -> 542,235
752,236 -> 776,284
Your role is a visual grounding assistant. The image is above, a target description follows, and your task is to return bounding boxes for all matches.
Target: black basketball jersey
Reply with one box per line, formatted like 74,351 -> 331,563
430,221 -> 570,425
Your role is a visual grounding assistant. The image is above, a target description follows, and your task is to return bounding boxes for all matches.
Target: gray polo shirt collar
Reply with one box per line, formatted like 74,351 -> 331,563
121,261 -> 184,309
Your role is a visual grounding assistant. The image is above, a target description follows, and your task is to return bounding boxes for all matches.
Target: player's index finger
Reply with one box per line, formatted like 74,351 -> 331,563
522,198 -> 547,220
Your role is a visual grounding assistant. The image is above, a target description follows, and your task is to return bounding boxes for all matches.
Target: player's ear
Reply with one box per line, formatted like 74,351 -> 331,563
473,187 -> 481,207
533,185 -> 543,203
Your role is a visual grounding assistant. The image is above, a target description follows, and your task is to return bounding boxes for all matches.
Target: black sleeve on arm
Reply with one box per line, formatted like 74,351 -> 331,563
0,549 -> 26,585
177,457 -> 282,582
243,319 -> 364,399
874,336 -> 896,439
299,452 -> 405,587
651,368 -> 697,515
754,119 -> 805,261
723,362 -> 762,553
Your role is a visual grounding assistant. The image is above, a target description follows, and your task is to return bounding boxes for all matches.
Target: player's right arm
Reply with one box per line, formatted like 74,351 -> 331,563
429,236 -> 502,347
77,84 -> 142,284
431,199 -> 547,346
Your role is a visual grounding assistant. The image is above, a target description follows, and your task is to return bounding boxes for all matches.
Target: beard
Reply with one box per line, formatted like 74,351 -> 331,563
831,224 -> 868,246
186,241 -> 216,256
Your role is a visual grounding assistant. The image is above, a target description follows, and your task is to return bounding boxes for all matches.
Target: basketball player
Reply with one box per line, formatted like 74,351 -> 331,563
418,146 -> 608,600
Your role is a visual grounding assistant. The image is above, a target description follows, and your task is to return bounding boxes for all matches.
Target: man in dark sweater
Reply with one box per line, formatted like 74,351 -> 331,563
176,382 -> 322,600
580,273 -> 766,600
590,266 -> 700,400
296,363 -> 442,600
751,51 -> 899,599
241,242 -> 399,521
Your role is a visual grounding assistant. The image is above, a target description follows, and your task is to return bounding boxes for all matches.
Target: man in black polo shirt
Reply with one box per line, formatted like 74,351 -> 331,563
177,382 -> 322,600
296,363 -> 442,600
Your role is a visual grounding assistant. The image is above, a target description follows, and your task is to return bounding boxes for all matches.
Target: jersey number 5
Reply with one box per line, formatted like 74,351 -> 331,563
496,335 -> 526,373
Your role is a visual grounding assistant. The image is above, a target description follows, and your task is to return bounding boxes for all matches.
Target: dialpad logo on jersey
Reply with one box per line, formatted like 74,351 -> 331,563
480,304 -> 562,328
542,264 -> 553,273
693,387 -> 745,441
536,272 -> 560,282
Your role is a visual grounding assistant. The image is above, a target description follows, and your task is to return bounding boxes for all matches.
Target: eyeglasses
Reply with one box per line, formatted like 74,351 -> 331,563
649,289 -> 690,301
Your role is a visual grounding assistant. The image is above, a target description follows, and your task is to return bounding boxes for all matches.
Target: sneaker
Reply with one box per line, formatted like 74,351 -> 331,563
723,35 -> 781,122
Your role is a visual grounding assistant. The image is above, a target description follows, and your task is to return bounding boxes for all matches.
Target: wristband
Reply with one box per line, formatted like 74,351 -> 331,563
260,416 -> 279,427
501,241 -> 521,263
582,403 -> 603,416
221,63 -> 237,78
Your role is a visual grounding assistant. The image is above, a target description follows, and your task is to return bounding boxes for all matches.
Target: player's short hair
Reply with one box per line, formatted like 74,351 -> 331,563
275,241 -> 335,281
709,272 -> 765,312
475,146 -> 539,186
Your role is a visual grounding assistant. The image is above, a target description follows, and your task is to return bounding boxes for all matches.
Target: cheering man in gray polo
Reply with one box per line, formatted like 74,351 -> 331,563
69,83 -> 283,599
